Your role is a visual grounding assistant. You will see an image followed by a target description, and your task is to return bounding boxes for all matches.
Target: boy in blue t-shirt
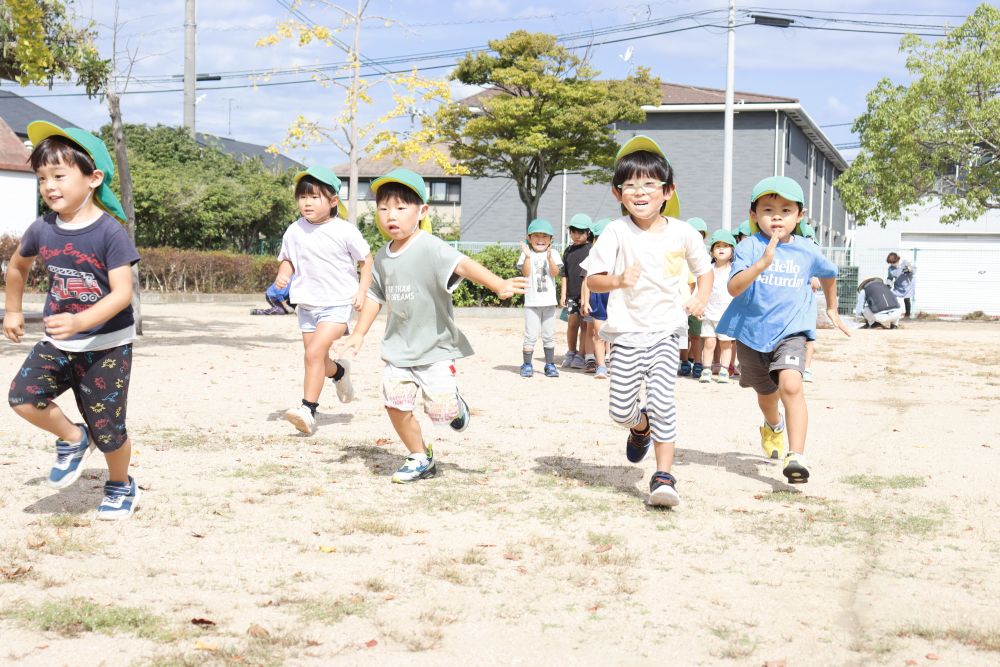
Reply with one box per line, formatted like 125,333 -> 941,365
718,176 -> 850,485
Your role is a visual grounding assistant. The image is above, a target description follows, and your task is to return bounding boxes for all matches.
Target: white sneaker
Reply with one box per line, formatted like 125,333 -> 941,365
333,359 -> 355,403
284,404 -> 316,435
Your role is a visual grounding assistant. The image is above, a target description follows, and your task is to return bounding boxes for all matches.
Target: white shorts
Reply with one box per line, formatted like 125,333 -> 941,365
382,360 -> 460,424
700,319 -> 734,341
296,304 -> 352,333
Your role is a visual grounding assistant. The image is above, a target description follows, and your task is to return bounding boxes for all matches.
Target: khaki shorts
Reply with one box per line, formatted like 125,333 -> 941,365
735,335 -> 807,394
382,360 -> 459,424
699,319 -> 734,341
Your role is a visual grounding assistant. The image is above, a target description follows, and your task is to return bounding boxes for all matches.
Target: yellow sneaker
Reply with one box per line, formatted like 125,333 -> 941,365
759,422 -> 785,460
782,452 -> 810,484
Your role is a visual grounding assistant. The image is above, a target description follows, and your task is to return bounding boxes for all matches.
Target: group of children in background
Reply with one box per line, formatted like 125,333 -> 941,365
4,123 -> 851,517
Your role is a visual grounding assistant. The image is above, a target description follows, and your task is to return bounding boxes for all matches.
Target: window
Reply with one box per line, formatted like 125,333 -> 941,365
427,180 -> 461,204
338,181 -> 373,200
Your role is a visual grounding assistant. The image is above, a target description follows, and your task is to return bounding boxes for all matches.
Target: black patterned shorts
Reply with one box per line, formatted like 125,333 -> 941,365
9,341 -> 132,452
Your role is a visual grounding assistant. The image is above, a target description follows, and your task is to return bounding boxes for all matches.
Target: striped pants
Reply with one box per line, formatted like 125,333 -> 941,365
607,334 -> 681,443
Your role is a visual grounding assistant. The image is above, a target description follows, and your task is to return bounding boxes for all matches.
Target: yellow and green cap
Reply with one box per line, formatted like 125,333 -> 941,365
798,220 -> 816,238
294,166 -> 348,220
749,176 -> 806,235
736,219 -> 752,237
709,229 -> 737,248
614,134 -> 680,218
27,121 -> 127,223
592,218 -> 611,237
686,217 -> 708,235
369,168 -> 433,239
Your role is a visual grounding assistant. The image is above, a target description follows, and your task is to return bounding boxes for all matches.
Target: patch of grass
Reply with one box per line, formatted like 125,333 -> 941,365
757,490 -> 831,505
461,548 -> 488,566
963,310 -> 994,321
26,529 -> 93,556
421,557 -> 473,586
362,577 -> 388,592
10,597 -> 172,640
147,631 -> 304,667
709,623 -> 757,659
343,515 -> 406,537
840,474 -> 927,491
897,624 -> 1000,652
297,594 -> 371,624
45,514 -> 92,529
228,463 -> 301,480
586,531 -> 622,548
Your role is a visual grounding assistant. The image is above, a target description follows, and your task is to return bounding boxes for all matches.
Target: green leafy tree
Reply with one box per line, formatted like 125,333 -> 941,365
0,0 -> 109,94
837,4 -> 1000,226
435,30 -> 661,228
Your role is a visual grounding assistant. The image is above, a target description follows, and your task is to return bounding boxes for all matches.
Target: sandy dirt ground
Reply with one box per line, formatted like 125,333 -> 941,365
1,301 -> 999,666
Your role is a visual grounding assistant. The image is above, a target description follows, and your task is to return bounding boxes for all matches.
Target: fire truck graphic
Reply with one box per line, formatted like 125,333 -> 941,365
50,266 -> 103,303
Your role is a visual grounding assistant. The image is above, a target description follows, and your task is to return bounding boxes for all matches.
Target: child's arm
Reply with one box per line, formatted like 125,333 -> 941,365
728,233 -> 779,297
685,271 -> 712,318
43,264 -> 134,340
456,257 -> 528,299
586,264 -> 641,293
2,249 -> 33,343
354,253 -> 374,311
275,260 -> 294,289
580,272 -> 591,316
819,277 -> 851,337
560,276 -> 568,307
518,246 -> 531,278
547,248 -> 560,278
337,298 -> 382,358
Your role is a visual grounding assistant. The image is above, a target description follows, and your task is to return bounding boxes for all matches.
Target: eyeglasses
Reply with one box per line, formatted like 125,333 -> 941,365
616,181 -> 667,195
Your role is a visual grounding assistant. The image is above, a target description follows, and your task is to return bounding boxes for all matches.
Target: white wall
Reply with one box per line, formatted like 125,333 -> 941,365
0,171 -> 38,237
852,201 -> 1000,249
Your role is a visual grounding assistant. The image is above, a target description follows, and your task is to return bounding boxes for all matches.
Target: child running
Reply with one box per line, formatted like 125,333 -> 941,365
277,166 -> 373,435
337,169 -> 526,483
3,122 -> 141,519
583,136 -> 712,507
718,176 -> 850,484
560,214 -> 592,370
517,219 -> 563,378
699,229 -> 737,383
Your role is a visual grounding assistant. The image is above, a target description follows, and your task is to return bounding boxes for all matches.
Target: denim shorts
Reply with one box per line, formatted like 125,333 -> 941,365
296,304 -> 352,333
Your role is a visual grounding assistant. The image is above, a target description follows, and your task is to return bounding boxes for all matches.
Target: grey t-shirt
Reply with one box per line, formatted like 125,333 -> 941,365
368,231 -> 474,367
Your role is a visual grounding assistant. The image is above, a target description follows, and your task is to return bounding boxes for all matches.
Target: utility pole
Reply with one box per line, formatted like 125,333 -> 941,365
721,0 -> 736,230
183,0 -> 196,137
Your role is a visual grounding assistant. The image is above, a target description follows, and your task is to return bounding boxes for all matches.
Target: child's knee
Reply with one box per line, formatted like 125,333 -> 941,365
608,404 -> 640,428
425,394 -> 459,424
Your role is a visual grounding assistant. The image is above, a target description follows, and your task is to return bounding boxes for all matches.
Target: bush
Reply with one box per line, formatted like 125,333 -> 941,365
452,245 -> 525,308
138,248 -> 278,292
0,235 -> 49,291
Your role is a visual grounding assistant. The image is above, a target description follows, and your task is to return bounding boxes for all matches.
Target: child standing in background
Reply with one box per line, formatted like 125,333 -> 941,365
518,219 -> 563,378
560,214 -> 592,369
580,218 -> 612,379
700,229 -> 737,383
679,217 -> 708,378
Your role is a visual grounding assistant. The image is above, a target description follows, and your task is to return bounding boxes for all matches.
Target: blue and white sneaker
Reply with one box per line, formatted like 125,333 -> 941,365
450,393 -> 471,432
543,363 -> 560,378
519,363 -> 534,378
391,444 -> 436,483
47,424 -> 94,489
96,475 -> 141,520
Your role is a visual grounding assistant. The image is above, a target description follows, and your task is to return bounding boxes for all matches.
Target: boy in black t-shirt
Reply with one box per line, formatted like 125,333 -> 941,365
560,214 -> 592,369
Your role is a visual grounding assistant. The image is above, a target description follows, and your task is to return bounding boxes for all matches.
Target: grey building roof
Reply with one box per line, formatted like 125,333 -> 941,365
461,82 -> 797,108
0,90 -> 78,137
194,133 -> 304,172
0,117 -> 31,172
333,145 -> 458,178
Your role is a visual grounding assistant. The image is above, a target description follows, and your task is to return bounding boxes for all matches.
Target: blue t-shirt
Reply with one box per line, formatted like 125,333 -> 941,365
717,233 -> 837,353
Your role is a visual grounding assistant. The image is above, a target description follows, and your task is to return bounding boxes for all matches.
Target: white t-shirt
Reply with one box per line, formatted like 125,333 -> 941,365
580,216 -> 712,344
278,217 -> 371,308
704,262 -> 735,321
516,248 -> 563,307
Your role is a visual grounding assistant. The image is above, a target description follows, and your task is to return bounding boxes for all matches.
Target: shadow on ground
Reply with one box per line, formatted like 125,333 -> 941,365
334,444 -> 483,479
22,471 -> 106,515
674,447 -> 800,493
533,456 -> 645,500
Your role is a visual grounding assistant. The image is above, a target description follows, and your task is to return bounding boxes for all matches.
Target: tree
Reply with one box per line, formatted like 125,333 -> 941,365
837,3 -> 1000,227
434,30 -> 662,227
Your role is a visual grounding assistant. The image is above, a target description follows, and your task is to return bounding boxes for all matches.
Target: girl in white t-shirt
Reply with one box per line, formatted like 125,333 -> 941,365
700,229 -> 737,383
276,166 -> 373,435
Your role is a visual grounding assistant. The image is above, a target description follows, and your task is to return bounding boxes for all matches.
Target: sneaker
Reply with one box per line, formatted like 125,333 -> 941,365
760,421 -> 786,460
284,404 -> 317,435
730,364 -> 740,377
782,452 -> 810,484
678,360 -> 692,376
561,352 -> 577,368
594,365 -> 609,379
698,368 -> 712,383
544,363 -> 560,378
332,359 -> 355,403
626,409 -> 651,463
802,368 -> 813,383
692,362 -> 704,378
715,369 -> 730,384
571,355 -> 587,370
450,393 -> 471,432
96,475 -> 141,520
519,363 -> 534,378
585,359 -> 597,373
391,444 -> 436,483
648,471 -> 680,507
47,424 -> 94,490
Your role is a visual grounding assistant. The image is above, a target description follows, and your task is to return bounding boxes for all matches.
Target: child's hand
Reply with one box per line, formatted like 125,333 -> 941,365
827,308 -> 852,338
521,242 -> 532,257
353,289 -> 367,312
496,276 -> 528,300
810,277 -> 821,293
43,313 -> 80,340
684,296 -> 707,319
275,274 -> 290,289
559,295 -> 567,308
759,232 -> 780,269
617,264 -> 642,289
581,300 -> 591,317
335,333 -> 365,358
2,312 -> 25,343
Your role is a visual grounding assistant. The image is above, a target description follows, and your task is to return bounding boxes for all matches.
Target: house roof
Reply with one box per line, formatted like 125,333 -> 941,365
460,82 -> 797,108
0,116 -> 31,173
195,133 -> 304,172
0,90 -> 78,137
333,147 -> 457,178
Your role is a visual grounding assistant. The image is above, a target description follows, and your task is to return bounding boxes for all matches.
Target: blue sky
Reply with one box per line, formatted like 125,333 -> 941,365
5,0 -> 984,167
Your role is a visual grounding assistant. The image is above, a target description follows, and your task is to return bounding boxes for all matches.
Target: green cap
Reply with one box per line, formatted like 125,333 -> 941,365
798,220 -> 816,238
294,166 -> 348,220
592,218 -> 611,236
369,168 -> 433,239
736,220 -> 751,237
614,134 -> 681,219
751,176 -> 805,206
686,217 -> 708,234
526,218 -> 554,236
709,229 -> 737,248
568,213 -> 592,231
27,121 -> 127,223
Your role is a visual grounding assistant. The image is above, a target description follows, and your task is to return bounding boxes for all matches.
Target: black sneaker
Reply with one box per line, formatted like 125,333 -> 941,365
450,393 -> 470,432
626,409 -> 651,463
648,471 -> 680,507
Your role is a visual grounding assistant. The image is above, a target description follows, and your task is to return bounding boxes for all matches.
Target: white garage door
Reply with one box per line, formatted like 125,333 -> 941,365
900,233 -> 1000,316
